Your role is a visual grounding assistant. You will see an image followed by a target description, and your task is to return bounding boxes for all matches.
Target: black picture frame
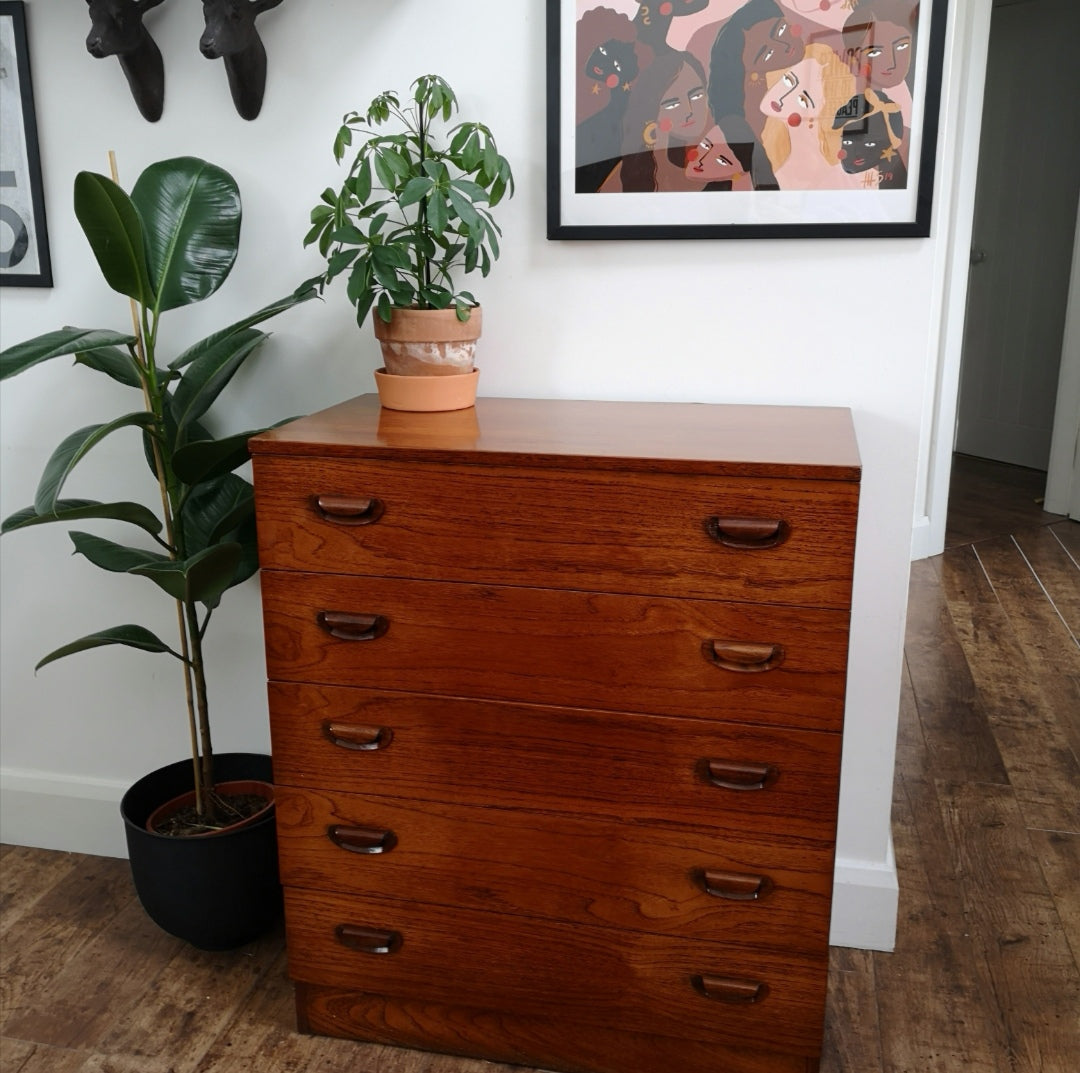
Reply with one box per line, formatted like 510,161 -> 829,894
1,0 -> 52,285
547,0 -> 948,240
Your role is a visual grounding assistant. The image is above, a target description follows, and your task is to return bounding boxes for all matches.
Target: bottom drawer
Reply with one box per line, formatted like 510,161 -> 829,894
284,887 -> 829,1057
296,981 -> 822,1073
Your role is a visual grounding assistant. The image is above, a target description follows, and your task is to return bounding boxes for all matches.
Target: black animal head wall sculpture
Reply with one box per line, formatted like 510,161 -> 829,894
200,0 -> 285,121
85,0 -> 169,122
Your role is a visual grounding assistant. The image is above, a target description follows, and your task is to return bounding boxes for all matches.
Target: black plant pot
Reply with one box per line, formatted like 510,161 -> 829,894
120,752 -> 281,950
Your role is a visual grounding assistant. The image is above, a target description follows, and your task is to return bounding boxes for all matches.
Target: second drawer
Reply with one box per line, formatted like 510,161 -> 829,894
261,573 -> 850,732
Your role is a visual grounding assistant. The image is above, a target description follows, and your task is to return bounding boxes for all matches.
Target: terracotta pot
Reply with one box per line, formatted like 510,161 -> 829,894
145,777 -> 274,836
372,306 -> 482,376
373,367 -> 479,412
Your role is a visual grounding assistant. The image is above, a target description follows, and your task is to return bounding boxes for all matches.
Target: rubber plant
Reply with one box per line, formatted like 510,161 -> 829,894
0,156 -> 315,831
304,73 -> 514,326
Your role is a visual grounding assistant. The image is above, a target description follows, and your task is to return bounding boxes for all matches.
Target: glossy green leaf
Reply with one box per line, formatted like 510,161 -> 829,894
427,193 -> 448,236
129,542 -> 243,607
36,625 -> 181,671
69,531 -> 168,573
73,346 -> 143,388
1,499 -> 162,536
73,172 -> 154,306
351,158 -> 373,204
34,413 -> 159,516
446,187 -> 481,233
172,428 -> 266,485
181,474 -> 254,552
169,329 -> 265,434
131,157 -> 241,314
398,176 -> 433,208
168,287 -> 317,370
0,328 -> 136,381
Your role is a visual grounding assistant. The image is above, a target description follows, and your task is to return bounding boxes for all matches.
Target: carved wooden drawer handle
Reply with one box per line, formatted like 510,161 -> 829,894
702,640 -> 785,673
705,759 -> 779,792
692,974 -> 769,1004
328,825 -> 397,854
317,611 -> 389,641
323,721 -> 393,751
314,494 -> 385,526
705,516 -> 790,550
334,924 -> 402,955
698,869 -> 774,902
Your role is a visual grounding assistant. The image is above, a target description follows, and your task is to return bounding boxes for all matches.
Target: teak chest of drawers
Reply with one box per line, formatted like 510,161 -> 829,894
250,395 -> 861,1073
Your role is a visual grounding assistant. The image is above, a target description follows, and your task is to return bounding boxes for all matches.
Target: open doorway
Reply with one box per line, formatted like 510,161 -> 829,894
950,0 -> 1079,509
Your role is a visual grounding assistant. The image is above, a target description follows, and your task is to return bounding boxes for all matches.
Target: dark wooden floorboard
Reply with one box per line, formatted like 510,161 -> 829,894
1,455 -> 1077,1071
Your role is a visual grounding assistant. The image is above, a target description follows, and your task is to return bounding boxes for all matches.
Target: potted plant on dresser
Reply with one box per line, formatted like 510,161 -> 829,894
0,155 -> 315,950
304,73 -> 514,411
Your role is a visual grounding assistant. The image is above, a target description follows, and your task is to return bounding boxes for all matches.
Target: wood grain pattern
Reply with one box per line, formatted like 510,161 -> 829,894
903,559 -> 1009,783
941,542 -> 1080,833
252,455 -> 858,608
1012,525 -> 1080,638
261,572 -> 850,731
275,786 -> 834,953
252,395 -> 857,1071
295,984 -> 818,1073
0,856 -> 134,1036
267,684 -> 843,839
249,395 -> 861,481
284,888 -> 828,1056
871,772 -> 1012,1072
937,782 -> 1080,1073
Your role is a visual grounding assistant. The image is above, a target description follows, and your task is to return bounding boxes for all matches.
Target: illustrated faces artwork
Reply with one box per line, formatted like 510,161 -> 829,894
657,61 -> 708,146
839,110 -> 893,171
585,38 -> 639,91
570,1 -> 929,196
743,15 -> 806,133
684,124 -> 746,182
854,19 -> 911,90
777,0 -> 853,33
759,54 -> 825,127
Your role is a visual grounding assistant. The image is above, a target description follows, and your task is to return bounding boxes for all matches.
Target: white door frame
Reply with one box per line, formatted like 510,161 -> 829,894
914,0 -> 995,560
920,0 -> 1078,556
1044,199 -> 1080,518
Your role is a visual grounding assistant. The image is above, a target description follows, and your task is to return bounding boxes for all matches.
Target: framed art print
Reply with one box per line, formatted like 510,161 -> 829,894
547,0 -> 948,240
0,1 -> 52,285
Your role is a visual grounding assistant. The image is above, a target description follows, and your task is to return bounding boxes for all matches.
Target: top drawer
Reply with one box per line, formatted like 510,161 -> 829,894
252,456 -> 858,608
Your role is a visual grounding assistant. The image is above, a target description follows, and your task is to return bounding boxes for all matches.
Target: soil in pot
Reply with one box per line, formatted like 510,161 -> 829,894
146,778 -> 274,837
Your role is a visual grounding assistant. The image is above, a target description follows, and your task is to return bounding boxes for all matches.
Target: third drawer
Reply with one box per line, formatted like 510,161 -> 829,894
268,683 -> 843,841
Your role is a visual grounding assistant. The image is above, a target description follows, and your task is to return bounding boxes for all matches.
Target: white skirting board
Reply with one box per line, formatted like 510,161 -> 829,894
1,768 -> 129,859
830,845 -> 900,952
1,770 -> 902,951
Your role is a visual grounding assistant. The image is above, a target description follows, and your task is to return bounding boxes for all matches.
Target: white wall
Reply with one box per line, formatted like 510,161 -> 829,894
0,0 -> 971,951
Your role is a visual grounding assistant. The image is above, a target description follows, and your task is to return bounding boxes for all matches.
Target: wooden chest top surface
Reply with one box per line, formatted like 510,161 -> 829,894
249,395 -> 861,480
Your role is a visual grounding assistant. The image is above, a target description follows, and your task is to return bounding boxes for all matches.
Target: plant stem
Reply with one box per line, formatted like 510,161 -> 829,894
185,599 -> 216,819
415,97 -> 431,304
109,149 -> 206,820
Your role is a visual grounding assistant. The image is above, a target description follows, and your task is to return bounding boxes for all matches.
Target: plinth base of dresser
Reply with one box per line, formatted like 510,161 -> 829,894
294,982 -> 821,1073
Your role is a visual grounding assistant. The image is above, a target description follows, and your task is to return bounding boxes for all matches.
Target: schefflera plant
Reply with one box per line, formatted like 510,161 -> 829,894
305,74 -> 515,326
0,156 -> 315,827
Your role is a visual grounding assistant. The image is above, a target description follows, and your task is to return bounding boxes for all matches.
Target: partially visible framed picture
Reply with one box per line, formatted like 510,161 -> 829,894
1,1 -> 51,285
547,0 -> 948,240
